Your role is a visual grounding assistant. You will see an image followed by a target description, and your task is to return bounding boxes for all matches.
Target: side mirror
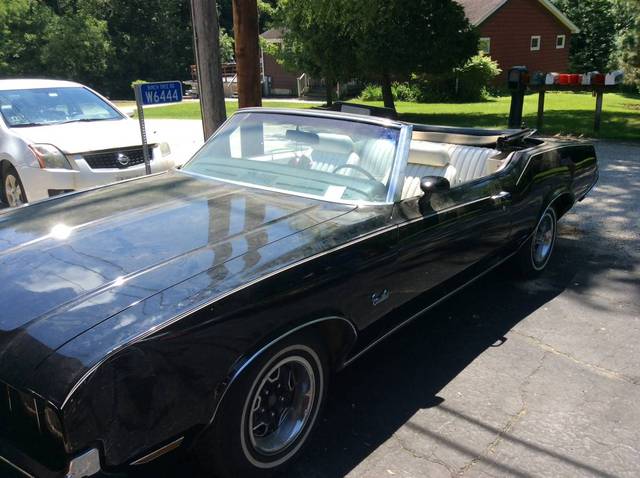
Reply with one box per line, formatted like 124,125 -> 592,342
420,176 -> 450,196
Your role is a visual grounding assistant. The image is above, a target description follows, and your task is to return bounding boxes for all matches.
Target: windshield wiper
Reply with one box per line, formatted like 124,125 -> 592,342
58,117 -> 119,125
10,122 -> 47,128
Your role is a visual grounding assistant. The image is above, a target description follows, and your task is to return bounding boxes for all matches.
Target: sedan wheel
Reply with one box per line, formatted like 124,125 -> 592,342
2,166 -> 27,207
531,209 -> 556,269
515,206 -> 558,276
197,335 -> 328,478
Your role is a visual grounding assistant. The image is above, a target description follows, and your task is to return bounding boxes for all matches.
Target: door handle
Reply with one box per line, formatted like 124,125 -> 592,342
371,289 -> 390,306
491,191 -> 511,203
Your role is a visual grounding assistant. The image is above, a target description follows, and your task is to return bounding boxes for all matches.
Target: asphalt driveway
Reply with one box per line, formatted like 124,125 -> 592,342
1,140 -> 639,477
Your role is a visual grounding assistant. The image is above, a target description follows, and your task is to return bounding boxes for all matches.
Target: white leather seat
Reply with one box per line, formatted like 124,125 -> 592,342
310,133 -> 356,173
356,138 -> 397,183
445,144 -> 501,186
401,141 -> 456,199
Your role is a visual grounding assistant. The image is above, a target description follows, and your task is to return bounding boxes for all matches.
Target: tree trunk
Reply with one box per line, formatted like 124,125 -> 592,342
381,72 -> 395,111
233,0 -> 262,108
190,0 -> 227,139
325,79 -> 334,106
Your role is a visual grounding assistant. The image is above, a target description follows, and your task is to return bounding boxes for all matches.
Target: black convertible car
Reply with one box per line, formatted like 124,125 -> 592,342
0,108 -> 597,477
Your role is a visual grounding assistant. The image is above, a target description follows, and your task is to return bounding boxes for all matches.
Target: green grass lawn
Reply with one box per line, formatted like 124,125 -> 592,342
133,93 -> 640,140
137,100 -> 314,120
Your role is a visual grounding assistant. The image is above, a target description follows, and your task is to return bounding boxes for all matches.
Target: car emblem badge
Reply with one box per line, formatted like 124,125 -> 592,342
117,153 -> 130,167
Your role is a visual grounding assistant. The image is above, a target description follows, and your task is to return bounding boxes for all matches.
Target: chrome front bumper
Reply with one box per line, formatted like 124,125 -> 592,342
0,439 -> 114,478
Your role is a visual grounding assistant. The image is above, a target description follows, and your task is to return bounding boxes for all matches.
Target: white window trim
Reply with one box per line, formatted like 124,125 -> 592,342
556,34 -> 566,49
530,35 -> 541,51
479,37 -> 491,54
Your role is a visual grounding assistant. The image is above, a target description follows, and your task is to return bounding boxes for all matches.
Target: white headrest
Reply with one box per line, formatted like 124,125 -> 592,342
408,141 -> 450,167
316,133 -> 354,155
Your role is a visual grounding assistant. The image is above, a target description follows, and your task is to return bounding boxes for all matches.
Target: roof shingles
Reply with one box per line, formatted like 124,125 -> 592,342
456,0 -> 507,25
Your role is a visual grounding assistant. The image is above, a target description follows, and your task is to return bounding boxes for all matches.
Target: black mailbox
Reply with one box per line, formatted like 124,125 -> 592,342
508,66 -> 528,128
508,66 -> 529,90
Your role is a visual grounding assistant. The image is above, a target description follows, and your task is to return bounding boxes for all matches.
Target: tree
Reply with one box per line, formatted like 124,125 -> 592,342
350,0 -> 478,110
220,29 -> 236,63
554,0 -> 618,72
218,0 -> 276,33
271,0 -> 359,105
41,13 -> 112,86
0,0 -> 54,76
0,0 -> 111,87
615,2 -> 640,91
80,0 -> 195,97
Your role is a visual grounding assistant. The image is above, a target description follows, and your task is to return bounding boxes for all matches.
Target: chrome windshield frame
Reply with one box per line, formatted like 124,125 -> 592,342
181,108 -> 411,206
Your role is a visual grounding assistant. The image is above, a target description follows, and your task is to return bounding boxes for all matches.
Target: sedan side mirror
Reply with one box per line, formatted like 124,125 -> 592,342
420,176 -> 450,196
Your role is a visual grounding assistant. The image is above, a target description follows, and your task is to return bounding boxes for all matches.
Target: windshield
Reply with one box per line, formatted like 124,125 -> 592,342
183,112 -> 400,203
0,87 -> 123,127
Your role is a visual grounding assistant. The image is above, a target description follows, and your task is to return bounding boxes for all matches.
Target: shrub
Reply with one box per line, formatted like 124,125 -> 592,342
455,54 -> 502,101
417,54 -> 502,102
392,82 -> 420,102
358,82 -> 421,102
359,84 -> 383,101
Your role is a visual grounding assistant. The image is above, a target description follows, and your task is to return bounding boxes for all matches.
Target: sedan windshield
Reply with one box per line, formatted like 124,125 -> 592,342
182,112 -> 400,203
0,87 -> 123,127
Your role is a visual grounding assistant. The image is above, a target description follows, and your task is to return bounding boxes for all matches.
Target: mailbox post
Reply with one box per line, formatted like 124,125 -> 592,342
508,67 -> 528,129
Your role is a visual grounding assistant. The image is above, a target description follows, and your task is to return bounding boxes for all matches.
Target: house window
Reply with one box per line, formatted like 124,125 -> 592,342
479,37 -> 491,55
530,35 -> 541,51
556,34 -> 566,49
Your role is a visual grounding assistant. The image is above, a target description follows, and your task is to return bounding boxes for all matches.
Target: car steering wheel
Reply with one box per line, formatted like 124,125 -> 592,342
333,164 -> 377,182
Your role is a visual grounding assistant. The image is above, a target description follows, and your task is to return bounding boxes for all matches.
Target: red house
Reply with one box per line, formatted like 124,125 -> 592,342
457,0 -> 579,79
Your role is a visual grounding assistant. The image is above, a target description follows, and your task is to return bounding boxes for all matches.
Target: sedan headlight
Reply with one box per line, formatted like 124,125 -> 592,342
158,142 -> 171,157
29,144 -> 73,169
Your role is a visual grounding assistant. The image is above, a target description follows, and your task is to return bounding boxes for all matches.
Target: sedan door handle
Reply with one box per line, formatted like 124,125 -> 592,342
491,191 -> 511,203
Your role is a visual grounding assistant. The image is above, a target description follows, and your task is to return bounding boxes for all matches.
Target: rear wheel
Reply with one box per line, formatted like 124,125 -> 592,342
196,334 -> 328,478
515,206 -> 557,276
2,164 -> 27,207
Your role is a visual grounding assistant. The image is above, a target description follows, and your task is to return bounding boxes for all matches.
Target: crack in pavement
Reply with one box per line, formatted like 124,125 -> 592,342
512,330 -> 640,386
392,433 -> 457,477
457,352 -> 547,477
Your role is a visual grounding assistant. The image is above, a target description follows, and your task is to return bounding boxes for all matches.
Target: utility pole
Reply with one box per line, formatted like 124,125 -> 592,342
233,0 -> 262,108
190,0 -> 227,140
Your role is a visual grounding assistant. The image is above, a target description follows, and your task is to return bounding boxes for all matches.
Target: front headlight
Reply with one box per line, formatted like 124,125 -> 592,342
29,144 -> 73,169
158,142 -> 171,157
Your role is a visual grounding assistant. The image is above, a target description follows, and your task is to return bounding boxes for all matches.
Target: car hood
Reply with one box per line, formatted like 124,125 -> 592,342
0,171 -> 355,398
14,118 -> 161,153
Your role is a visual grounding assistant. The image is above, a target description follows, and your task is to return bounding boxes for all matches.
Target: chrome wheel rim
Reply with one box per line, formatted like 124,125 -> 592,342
5,174 -> 24,207
248,356 -> 316,456
532,212 -> 555,266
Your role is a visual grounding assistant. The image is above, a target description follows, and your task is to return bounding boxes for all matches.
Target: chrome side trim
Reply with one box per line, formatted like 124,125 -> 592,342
0,455 -> 35,478
131,437 -> 184,466
404,195 -> 494,226
205,316 -> 357,429
343,250 -> 518,367
386,124 -> 413,203
33,398 -> 41,433
66,448 -> 101,478
516,152 -> 538,186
